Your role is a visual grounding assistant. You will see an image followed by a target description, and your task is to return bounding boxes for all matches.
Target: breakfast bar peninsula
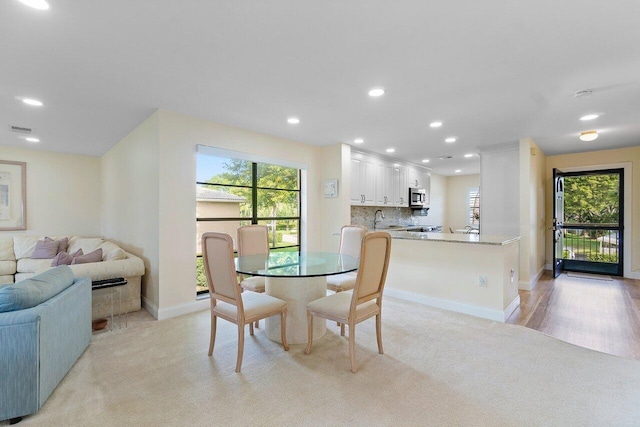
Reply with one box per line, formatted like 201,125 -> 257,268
382,230 -> 521,322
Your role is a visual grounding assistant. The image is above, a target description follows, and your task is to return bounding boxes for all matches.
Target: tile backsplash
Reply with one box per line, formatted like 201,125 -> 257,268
350,206 -> 435,229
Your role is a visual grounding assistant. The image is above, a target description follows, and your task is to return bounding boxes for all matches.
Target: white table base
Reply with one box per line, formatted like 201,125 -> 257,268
265,276 -> 327,344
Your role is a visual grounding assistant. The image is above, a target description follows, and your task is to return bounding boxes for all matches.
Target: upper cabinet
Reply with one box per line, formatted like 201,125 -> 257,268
350,155 -> 376,205
351,151 -> 430,207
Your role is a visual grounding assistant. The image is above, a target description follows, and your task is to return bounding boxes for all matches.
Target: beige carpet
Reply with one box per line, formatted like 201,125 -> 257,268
6,297 -> 640,426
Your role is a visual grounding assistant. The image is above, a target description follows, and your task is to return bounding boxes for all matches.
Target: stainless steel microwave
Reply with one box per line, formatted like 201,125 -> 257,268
409,188 -> 428,208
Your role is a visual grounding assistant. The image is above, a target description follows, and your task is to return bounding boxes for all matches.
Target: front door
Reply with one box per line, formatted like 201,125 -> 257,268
552,168 -> 565,278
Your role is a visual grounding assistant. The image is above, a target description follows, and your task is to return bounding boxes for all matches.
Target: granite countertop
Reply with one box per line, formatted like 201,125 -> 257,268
385,230 -> 520,246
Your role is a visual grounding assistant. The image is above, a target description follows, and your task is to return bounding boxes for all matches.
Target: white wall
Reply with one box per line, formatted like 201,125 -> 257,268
101,111 -> 160,307
427,172 -> 446,227
480,143 -> 520,237
0,146 -> 102,237
320,143 -> 351,251
444,174 -> 480,231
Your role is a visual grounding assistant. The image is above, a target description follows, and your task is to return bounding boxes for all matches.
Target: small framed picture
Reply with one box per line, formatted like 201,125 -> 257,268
0,160 -> 27,231
323,179 -> 338,198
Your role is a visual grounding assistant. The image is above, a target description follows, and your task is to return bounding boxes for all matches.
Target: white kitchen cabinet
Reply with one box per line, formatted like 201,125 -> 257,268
375,161 -> 393,206
350,156 -> 376,205
393,165 -> 408,206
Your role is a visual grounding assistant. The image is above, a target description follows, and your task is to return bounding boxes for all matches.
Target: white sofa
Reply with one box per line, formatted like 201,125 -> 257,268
0,236 -> 145,320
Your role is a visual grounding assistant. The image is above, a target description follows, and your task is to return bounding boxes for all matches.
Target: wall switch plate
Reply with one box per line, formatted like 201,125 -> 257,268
479,276 -> 488,287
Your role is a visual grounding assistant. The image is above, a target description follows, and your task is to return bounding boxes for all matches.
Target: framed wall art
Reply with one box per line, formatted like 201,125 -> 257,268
0,160 -> 26,231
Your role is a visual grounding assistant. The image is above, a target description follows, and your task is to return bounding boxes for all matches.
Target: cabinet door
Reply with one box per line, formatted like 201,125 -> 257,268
362,157 -> 376,204
423,172 -> 431,205
350,158 -> 363,204
398,167 -> 408,206
375,162 -> 386,205
383,163 -> 394,205
408,167 -> 419,188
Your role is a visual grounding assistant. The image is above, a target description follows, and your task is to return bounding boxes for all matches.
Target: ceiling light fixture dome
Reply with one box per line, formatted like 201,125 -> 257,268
354,138 -> 364,144
445,137 -> 456,143
430,121 -> 443,128
25,137 -> 40,143
579,114 -> 599,121
386,148 -> 395,153
579,130 -> 598,142
287,117 -> 300,124
464,153 -> 473,158
421,159 -> 430,163
22,98 -> 43,106
368,88 -> 385,97
18,0 -> 50,10
454,169 -> 462,173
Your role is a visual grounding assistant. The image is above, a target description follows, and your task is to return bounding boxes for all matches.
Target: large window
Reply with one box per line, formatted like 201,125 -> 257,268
196,153 -> 301,294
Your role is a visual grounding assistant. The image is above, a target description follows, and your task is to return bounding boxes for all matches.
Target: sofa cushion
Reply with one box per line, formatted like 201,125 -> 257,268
99,241 -> 127,261
31,239 -> 60,259
0,266 -> 75,313
71,248 -> 103,265
68,237 -> 104,256
0,275 -> 13,286
0,260 -> 16,276
13,236 -> 42,260
0,237 -> 15,261
51,249 -> 83,267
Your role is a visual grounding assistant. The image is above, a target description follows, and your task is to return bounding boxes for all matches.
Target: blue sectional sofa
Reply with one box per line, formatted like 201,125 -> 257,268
0,266 -> 91,423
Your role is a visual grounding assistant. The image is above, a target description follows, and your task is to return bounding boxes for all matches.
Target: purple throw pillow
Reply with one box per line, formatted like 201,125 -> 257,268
51,249 -> 82,267
44,236 -> 68,253
32,239 -> 61,259
71,248 -> 103,265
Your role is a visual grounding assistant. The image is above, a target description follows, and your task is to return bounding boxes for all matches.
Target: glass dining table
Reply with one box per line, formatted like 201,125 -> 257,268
235,251 -> 359,344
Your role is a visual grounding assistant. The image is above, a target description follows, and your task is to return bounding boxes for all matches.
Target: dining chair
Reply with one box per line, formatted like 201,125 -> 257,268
202,232 -> 289,373
304,231 -> 392,373
326,225 -> 367,293
237,225 -> 270,293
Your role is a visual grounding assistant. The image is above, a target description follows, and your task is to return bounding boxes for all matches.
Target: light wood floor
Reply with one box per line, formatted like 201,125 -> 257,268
506,271 -> 640,360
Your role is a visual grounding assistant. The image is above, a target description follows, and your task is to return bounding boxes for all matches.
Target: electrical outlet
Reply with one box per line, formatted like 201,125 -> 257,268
510,269 -> 515,283
479,275 -> 488,287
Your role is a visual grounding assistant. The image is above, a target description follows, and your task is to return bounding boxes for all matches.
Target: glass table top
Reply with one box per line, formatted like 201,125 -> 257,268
235,251 -> 359,278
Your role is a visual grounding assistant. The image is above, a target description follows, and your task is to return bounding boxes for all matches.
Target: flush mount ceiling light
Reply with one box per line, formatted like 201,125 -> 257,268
454,169 -> 462,173
354,138 -> 364,144
579,130 -> 598,141
580,114 -> 600,121
18,0 -> 50,10
368,88 -> 385,97
445,137 -> 456,143
464,153 -> 474,158
421,159 -> 430,163
386,148 -> 395,153
22,98 -> 43,107
25,137 -> 40,143
429,121 -> 443,128
287,117 -> 300,124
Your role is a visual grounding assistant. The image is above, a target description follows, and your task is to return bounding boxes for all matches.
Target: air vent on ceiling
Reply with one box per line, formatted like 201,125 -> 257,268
9,125 -> 32,134
438,155 -> 453,160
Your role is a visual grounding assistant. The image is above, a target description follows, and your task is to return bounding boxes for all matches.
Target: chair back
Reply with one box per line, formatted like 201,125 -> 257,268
237,225 -> 270,256
351,232 -> 392,308
339,225 -> 368,258
202,232 -> 242,305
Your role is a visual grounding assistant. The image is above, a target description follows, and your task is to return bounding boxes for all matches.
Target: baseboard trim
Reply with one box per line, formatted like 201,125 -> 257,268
519,266 -> 545,291
385,287 -> 517,323
141,296 -> 159,320
156,298 -> 210,321
544,263 -> 552,271
628,271 -> 640,280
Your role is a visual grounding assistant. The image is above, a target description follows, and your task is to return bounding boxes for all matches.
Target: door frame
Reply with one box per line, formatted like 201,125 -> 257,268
550,162 -> 633,278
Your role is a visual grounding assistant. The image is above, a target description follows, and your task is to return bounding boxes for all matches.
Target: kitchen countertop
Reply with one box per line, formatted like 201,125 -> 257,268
385,230 -> 520,246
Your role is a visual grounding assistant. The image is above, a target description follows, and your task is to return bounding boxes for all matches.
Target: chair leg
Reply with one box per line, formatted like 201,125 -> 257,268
376,313 -> 384,354
340,323 -> 346,336
235,324 -> 245,373
255,319 -> 260,328
304,311 -> 313,355
281,310 -> 289,351
249,322 -> 254,336
208,313 -> 217,356
349,322 -> 357,373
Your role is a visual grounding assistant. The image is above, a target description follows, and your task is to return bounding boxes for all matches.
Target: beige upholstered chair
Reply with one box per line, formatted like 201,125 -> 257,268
237,225 -> 269,293
202,232 -> 289,373
305,231 -> 392,373
326,225 -> 367,293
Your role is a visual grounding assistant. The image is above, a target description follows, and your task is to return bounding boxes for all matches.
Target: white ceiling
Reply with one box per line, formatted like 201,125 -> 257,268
1,1 -> 639,176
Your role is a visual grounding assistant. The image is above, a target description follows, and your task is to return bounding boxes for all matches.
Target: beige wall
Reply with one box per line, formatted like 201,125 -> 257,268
444,174 -> 480,231
101,111 -> 160,307
427,173 -> 446,227
0,146 -> 102,237
320,143 -> 351,252
546,146 -> 640,278
518,138 -> 547,288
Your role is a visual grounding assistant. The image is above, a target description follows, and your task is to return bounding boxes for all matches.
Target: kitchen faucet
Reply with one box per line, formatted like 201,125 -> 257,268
374,209 -> 385,229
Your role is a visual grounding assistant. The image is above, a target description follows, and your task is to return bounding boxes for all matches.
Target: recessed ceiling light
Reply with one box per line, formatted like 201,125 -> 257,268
354,138 -> 364,144
22,98 -> 43,107
464,153 -> 474,158
368,88 -> 385,97
454,169 -> 462,173
386,148 -> 395,153
430,121 -> 443,128
393,163 -> 399,167
579,130 -> 598,142
445,137 -> 456,143
18,0 -> 50,10
579,114 -> 599,121
25,137 -> 40,143
287,117 -> 300,124
421,159 -> 430,163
